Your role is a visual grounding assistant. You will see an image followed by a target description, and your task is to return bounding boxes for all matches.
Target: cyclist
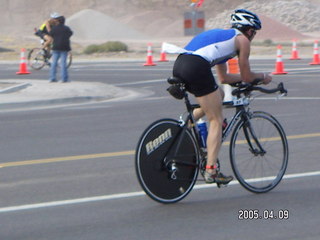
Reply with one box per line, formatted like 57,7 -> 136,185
34,12 -> 60,56
172,9 -> 272,185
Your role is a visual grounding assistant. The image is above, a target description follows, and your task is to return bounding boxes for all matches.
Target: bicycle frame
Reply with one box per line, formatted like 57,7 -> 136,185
166,94 -> 257,177
222,108 -> 244,142
166,125 -> 200,173
160,93 -> 206,180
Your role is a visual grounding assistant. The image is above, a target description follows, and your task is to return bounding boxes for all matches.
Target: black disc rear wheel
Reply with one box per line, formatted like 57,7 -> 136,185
135,119 -> 199,203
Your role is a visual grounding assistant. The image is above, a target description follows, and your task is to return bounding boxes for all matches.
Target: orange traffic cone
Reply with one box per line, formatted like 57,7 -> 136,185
272,45 -> 287,75
227,58 -> 239,74
309,40 -> 320,65
159,52 -> 168,62
143,43 -> 156,66
16,48 -> 31,75
290,39 -> 301,60
223,58 -> 239,103
158,42 -> 169,62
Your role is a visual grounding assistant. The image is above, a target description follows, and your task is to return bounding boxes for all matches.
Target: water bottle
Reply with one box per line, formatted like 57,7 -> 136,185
197,118 -> 208,148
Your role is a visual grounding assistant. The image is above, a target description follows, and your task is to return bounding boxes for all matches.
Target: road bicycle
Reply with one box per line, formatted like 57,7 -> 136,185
135,77 -> 288,203
28,40 -> 72,70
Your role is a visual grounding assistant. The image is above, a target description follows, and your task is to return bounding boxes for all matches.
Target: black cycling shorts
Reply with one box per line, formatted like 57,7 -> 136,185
172,54 -> 218,97
34,30 -> 47,40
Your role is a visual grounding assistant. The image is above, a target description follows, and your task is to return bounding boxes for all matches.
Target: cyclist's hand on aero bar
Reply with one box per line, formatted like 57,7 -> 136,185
251,73 -> 272,86
262,72 -> 272,85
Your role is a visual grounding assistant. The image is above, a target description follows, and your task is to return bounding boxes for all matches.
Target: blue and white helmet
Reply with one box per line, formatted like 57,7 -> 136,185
50,12 -> 61,19
231,9 -> 262,30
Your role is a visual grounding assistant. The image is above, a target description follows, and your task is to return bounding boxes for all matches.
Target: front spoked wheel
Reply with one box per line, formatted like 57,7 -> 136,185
135,119 -> 199,203
66,51 -> 72,68
230,111 -> 288,193
51,51 -> 72,68
28,48 -> 46,70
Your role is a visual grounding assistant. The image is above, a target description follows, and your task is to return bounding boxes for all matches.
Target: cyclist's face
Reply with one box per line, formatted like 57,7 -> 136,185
51,19 -> 59,26
247,28 -> 257,41
49,18 -> 57,26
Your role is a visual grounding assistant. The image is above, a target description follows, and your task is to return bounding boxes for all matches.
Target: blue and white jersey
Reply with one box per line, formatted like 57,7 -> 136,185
184,28 -> 242,66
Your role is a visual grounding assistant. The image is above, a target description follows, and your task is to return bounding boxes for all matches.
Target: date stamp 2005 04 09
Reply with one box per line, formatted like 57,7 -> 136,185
238,209 -> 289,220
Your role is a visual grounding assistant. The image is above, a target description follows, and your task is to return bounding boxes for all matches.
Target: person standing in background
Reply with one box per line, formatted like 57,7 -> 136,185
49,15 -> 73,83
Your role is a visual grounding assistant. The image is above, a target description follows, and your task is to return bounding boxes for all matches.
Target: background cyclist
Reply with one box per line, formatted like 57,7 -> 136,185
172,9 -> 272,185
34,12 -> 60,56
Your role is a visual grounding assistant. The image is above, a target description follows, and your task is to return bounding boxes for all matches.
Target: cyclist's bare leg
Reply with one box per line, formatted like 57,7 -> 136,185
196,88 -> 223,175
43,35 -> 53,53
193,88 -> 225,121
193,108 -> 205,121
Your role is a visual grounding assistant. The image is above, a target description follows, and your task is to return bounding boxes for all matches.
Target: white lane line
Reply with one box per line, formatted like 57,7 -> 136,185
0,170 -> 319,213
256,97 -> 320,100
0,192 -> 145,213
114,79 -> 165,86
194,170 -> 320,190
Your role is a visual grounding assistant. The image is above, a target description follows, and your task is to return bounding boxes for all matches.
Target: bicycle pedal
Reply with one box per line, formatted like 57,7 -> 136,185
216,183 -> 229,188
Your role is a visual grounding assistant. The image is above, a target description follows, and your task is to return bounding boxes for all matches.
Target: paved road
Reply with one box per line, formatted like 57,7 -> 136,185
0,59 -> 320,240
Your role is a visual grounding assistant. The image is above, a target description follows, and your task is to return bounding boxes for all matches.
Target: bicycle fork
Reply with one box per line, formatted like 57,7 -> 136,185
242,114 -> 266,156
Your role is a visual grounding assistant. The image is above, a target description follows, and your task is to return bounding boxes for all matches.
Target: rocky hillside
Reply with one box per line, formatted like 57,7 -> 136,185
207,0 -> 320,33
1,0 -> 320,42
0,0 -> 245,36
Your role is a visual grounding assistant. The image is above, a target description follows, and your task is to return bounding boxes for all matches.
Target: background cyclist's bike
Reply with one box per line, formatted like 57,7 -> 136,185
28,41 -> 72,70
135,77 -> 288,204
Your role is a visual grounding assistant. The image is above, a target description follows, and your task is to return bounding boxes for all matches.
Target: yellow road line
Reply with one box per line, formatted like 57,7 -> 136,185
1,132 -> 320,168
286,132 -> 320,140
0,150 -> 135,168
222,132 -> 320,146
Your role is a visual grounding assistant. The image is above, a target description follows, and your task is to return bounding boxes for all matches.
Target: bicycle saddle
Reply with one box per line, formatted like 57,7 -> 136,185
167,77 -> 185,100
167,77 -> 184,85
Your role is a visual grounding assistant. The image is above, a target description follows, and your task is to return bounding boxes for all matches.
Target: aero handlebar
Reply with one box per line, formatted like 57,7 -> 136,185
231,81 -> 287,97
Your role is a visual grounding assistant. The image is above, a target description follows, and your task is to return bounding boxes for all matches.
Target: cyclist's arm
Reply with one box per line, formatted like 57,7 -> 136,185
215,35 -> 272,85
215,63 -> 242,85
215,58 -> 271,86
236,35 -> 260,82
215,35 -> 257,84
45,19 -> 52,33
236,35 -> 272,84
